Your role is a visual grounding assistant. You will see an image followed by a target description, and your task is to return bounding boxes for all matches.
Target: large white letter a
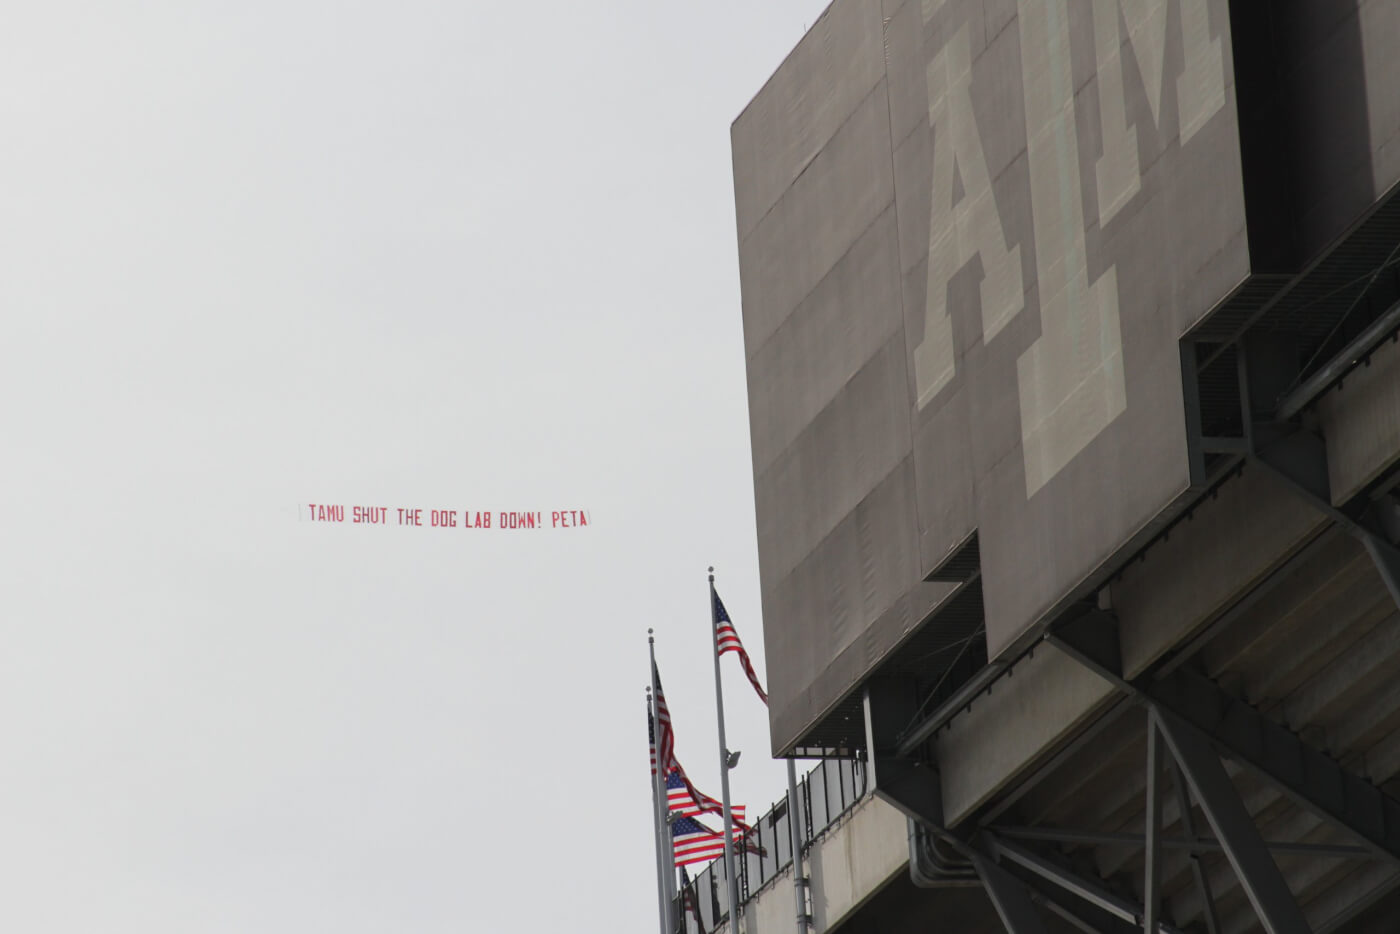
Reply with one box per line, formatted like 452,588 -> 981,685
914,24 -> 1024,410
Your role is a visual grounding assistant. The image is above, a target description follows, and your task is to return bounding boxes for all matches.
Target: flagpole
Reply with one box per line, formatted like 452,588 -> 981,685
650,634 -> 678,934
648,685 -> 670,934
786,759 -> 809,934
709,568 -> 743,934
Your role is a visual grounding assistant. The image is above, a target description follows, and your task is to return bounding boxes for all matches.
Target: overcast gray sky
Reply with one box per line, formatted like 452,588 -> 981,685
0,2 -> 834,930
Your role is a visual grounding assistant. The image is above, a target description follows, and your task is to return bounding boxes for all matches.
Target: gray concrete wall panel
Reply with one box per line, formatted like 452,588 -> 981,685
806,795 -> 911,929
913,379 -> 977,574
1362,0 -> 1400,200
935,643 -> 1117,823
1317,333 -> 1400,506
731,0 -> 887,242
752,336 -> 912,585
890,119 -> 932,280
737,0 -> 1253,751
738,81 -> 897,356
762,459 -> 957,752
745,209 -> 905,477
901,0 -> 1254,658
966,0 -> 1249,657
1114,468 -> 1328,680
770,578 -> 955,753
747,866 -> 791,934
716,795 -> 910,934
881,0 -> 929,150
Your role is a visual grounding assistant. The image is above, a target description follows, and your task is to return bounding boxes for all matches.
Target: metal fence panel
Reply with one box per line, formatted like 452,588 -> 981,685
808,763 -> 829,831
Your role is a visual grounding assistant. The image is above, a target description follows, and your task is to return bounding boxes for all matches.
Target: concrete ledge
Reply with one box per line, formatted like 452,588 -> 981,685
935,643 -> 1117,825
1318,330 -> 1400,504
808,795 -> 910,930
1115,467 -> 1328,679
719,795 -> 909,934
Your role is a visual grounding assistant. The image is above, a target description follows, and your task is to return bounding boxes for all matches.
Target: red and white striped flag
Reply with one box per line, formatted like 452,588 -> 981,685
651,662 -> 676,771
649,670 -> 753,832
667,769 -> 746,823
713,591 -> 768,705
672,815 -> 734,866
672,815 -> 764,867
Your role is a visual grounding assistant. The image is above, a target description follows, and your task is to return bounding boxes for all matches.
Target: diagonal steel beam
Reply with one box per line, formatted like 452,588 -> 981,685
1038,896 -> 1138,934
983,835 -> 1193,934
1049,621 -> 1400,865
1146,712 -> 1165,933
1232,329 -> 1400,613
989,826 -> 1372,858
971,852 -> 1051,934
1362,533 -> 1400,609
1171,759 -> 1222,934
1148,667 -> 1400,864
1251,436 -> 1400,610
1008,859 -> 1142,934
1155,709 -> 1311,934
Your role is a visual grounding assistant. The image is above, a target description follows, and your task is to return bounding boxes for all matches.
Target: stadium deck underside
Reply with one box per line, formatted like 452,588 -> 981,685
777,182 -> 1400,934
729,1 -> 1400,930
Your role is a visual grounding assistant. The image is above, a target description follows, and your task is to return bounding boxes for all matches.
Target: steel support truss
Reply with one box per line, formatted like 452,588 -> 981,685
1028,608 -> 1400,934
1154,707 -> 1311,933
1230,333 -> 1400,611
885,314 -> 1400,933
960,702 -> 1322,933
892,606 -> 1400,934
874,586 -> 1400,930
1050,611 -> 1400,866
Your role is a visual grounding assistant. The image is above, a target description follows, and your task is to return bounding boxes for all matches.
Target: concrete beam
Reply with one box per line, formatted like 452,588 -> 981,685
1111,467 -> 1328,679
806,796 -> 911,931
1315,326 -> 1400,505
714,795 -> 911,934
934,644 -> 1117,824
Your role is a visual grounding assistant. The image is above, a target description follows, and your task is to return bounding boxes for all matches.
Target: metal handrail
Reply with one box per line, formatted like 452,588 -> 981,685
672,757 -> 868,933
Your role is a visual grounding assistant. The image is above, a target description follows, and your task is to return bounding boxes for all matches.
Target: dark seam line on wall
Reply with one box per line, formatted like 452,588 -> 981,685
738,74 -> 891,247
749,310 -> 906,479
764,456 -> 914,590
729,0 -> 861,135
878,9 -> 928,572
745,200 -> 894,368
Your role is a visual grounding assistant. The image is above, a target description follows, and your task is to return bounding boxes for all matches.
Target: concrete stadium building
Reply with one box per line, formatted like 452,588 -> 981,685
720,0 -> 1400,931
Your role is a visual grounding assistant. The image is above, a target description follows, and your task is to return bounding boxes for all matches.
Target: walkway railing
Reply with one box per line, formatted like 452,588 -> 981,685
673,757 -> 868,933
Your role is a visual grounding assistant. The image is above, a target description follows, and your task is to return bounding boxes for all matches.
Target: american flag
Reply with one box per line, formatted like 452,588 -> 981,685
714,591 -> 768,705
672,815 -> 732,866
650,666 -> 754,831
667,769 -> 745,823
652,663 -> 676,772
649,710 -> 754,832
673,815 -> 766,867
648,701 -> 662,775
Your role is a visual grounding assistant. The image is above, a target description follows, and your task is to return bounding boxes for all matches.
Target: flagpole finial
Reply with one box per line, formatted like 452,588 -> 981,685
648,628 -> 654,644
708,566 -> 715,582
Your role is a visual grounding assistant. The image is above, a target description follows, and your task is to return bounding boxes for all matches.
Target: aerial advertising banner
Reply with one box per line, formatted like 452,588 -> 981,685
300,504 -> 592,530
